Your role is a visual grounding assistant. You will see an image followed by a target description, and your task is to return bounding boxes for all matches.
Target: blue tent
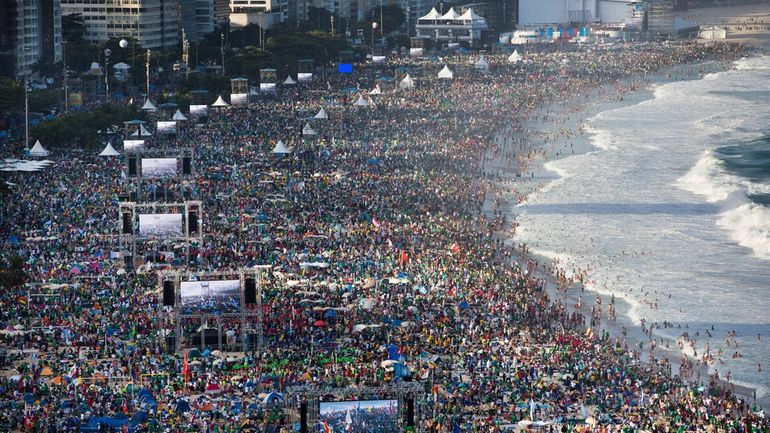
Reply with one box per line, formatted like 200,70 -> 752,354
174,399 -> 191,413
458,300 -> 469,310
263,392 -> 285,408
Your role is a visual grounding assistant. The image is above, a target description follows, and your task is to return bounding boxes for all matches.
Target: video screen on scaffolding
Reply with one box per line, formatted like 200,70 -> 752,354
190,105 -> 208,116
319,400 -> 398,433
156,121 -> 177,134
142,158 -> 177,178
180,279 -> 241,314
138,213 -> 183,237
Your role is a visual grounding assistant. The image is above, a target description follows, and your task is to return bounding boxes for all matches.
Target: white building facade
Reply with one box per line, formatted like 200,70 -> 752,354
61,0 -> 179,49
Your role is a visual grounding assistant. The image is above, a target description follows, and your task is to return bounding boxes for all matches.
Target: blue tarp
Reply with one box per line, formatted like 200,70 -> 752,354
80,412 -> 147,433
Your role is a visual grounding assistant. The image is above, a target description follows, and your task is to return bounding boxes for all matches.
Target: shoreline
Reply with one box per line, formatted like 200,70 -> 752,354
484,57 -> 769,410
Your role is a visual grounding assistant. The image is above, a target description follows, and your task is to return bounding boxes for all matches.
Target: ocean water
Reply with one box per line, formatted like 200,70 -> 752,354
515,56 -> 770,401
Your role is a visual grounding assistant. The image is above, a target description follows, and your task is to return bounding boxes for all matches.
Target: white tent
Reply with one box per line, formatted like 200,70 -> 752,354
302,122 -> 317,136
419,7 -> 442,21
140,99 -> 157,111
271,140 -> 291,154
508,49 -> 522,63
354,95 -> 371,107
211,95 -> 229,107
474,55 -> 489,72
369,85 -> 382,95
440,7 -> 460,20
29,140 -> 50,157
314,108 -> 329,119
457,7 -> 484,22
130,124 -> 152,137
399,74 -> 415,90
113,62 -> 130,71
283,75 -> 297,85
172,109 -> 188,121
98,142 -> 120,157
438,65 -> 454,79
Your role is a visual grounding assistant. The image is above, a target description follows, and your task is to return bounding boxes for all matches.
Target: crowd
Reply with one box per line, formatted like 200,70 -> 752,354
1,40 -> 768,433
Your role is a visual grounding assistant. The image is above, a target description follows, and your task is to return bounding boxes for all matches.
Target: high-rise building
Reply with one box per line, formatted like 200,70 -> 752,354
0,0 -> 62,80
180,0 -> 215,42
60,0 -> 179,49
229,0 -> 288,28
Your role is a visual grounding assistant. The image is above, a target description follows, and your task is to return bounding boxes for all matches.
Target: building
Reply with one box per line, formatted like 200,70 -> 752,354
214,0 -> 230,24
446,0 -> 518,32
60,0 -> 179,50
180,0 -> 216,42
0,0 -> 63,80
415,7 -> 489,44
518,0 -> 635,25
646,0 -> 674,35
229,0 -> 288,28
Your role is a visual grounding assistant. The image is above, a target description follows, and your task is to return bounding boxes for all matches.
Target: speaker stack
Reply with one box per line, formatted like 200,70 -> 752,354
162,280 -> 175,306
244,278 -> 257,304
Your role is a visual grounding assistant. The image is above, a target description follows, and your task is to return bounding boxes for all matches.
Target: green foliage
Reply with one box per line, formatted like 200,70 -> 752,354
0,78 -> 24,113
31,103 -> 143,149
0,255 -> 27,289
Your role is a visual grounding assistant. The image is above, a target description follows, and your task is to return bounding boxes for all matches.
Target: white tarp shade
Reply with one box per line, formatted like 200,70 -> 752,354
113,62 -> 130,70
508,50 -> 522,63
130,125 -> 152,137
29,140 -> 50,157
98,143 -> 120,156
283,75 -> 297,85
438,65 -> 453,79
140,99 -> 157,111
302,122 -> 317,136
211,95 -> 229,107
172,109 -> 187,121
0,159 -> 53,172
272,140 -> 291,154
314,108 -> 328,119
399,74 -> 415,89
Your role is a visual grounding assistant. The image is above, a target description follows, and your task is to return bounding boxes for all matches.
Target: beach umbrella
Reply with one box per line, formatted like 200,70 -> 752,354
313,320 -> 326,327
174,400 -> 191,413
40,366 -> 53,377
263,392 -> 285,408
188,348 -> 202,359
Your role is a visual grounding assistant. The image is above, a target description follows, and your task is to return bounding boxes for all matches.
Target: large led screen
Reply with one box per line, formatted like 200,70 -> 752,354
190,105 -> 208,116
157,121 -> 177,134
319,400 -> 398,433
123,140 -> 144,151
138,213 -> 183,237
142,158 -> 177,178
180,279 -> 240,313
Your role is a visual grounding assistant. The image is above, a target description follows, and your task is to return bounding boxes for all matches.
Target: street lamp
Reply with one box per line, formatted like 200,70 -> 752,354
372,21 -> 378,52
24,79 -> 30,151
103,48 -> 111,101
63,41 -> 68,112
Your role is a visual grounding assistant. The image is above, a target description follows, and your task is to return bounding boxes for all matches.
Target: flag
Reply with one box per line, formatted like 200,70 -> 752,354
18,296 -> 27,305
372,217 -> 380,228
182,352 -> 190,382
122,398 -> 128,414
450,243 -> 460,254
322,421 -> 332,433
345,410 -> 352,431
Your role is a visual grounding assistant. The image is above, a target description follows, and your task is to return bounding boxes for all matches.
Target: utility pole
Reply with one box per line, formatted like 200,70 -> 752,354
146,49 -> 151,99
380,0 -> 384,43
331,15 -> 334,35
24,79 -> 29,151
63,41 -> 68,112
220,33 -> 225,76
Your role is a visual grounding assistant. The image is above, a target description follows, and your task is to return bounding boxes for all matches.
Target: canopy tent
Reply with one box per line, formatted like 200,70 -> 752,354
112,62 -> 130,70
98,143 -> 120,157
271,140 -> 291,154
140,99 -> 157,111
0,159 -> 53,172
302,122 -> 317,136
211,95 -> 229,107
172,109 -> 187,121
29,140 -> 50,157
314,108 -> 329,119
457,7 -> 484,21
438,65 -> 454,79
418,7 -> 442,21
399,74 -> 415,90
283,75 -> 297,85
440,7 -> 460,20
130,124 -> 152,137
508,49 -> 522,63
353,95 -> 374,107
263,392 -> 285,408
474,55 -> 489,72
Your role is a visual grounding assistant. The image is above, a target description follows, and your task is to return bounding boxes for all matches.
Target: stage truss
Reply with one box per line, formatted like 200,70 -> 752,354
124,147 -> 195,202
285,383 -> 425,433
158,266 -> 270,353
118,201 -> 202,268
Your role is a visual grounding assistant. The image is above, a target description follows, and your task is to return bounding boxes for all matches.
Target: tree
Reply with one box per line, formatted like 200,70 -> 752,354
0,78 -> 23,113
0,255 -> 27,289
62,13 -> 86,43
